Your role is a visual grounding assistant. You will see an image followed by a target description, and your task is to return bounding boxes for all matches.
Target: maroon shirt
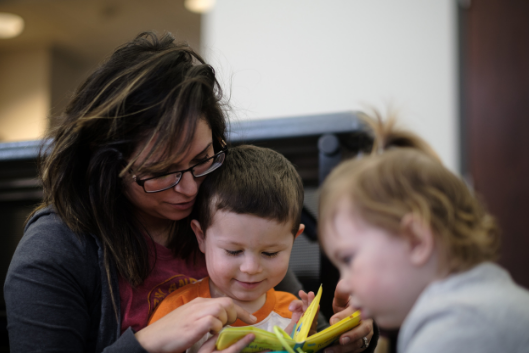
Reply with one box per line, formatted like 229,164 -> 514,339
118,237 -> 208,333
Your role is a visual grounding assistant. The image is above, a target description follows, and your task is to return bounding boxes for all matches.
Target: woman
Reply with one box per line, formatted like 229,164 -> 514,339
4,32 -> 375,353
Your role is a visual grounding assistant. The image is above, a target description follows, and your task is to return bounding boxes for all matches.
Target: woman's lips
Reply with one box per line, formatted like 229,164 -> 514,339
236,280 -> 264,289
167,200 -> 195,210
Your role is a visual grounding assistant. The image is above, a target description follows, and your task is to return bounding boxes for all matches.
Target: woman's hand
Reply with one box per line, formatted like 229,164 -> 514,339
198,333 -> 256,353
323,281 -> 374,353
285,290 -> 317,337
135,297 -> 257,353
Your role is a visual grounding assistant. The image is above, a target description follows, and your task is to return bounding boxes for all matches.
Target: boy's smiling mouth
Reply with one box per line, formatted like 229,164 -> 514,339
235,279 -> 264,289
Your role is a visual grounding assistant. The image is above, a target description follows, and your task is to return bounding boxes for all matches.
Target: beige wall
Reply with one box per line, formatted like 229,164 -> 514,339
0,47 -> 50,142
203,0 -> 458,171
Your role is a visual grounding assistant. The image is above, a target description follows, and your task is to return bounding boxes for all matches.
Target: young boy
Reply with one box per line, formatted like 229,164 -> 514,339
149,145 -> 310,351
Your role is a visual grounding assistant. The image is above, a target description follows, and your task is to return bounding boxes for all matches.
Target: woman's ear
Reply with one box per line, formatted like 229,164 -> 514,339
401,214 -> 435,267
191,219 -> 206,254
295,224 -> 305,239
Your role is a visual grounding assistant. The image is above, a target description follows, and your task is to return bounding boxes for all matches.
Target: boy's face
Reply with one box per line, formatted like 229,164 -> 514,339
192,210 -> 303,307
321,198 -> 427,329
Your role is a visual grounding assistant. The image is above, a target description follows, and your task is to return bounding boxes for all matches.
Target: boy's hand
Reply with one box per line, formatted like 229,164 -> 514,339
198,333 -> 255,353
285,290 -> 318,336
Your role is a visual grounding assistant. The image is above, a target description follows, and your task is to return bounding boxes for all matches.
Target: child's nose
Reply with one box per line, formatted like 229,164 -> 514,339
240,255 -> 262,274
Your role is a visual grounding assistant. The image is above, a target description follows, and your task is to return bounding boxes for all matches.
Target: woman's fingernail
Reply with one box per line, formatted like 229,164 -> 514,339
250,315 -> 257,322
341,337 -> 350,345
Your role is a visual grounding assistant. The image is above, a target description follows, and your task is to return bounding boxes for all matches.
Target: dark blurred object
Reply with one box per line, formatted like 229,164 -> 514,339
461,0 -> 529,289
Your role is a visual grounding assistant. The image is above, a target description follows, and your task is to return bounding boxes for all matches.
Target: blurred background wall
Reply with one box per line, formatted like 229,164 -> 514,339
203,0 -> 458,170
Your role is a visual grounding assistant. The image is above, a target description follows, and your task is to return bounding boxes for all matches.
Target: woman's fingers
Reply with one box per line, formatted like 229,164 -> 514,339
332,280 -> 352,315
136,297 -> 255,353
233,303 -> 257,325
199,333 -> 256,353
329,304 -> 357,325
323,319 -> 374,353
195,297 -> 255,326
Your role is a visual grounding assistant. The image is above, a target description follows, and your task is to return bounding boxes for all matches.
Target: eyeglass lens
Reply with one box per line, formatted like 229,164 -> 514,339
143,152 -> 225,192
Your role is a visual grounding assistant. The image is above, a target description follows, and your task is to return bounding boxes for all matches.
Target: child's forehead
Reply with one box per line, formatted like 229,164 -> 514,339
212,209 -> 293,227
209,210 -> 295,239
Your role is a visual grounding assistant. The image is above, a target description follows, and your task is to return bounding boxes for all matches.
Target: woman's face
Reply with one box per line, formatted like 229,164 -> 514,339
124,119 -> 214,228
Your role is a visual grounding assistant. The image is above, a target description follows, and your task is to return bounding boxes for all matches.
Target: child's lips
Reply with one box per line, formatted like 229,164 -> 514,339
236,280 -> 264,289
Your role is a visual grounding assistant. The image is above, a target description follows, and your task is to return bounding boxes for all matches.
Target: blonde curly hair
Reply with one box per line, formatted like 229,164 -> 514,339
319,111 -> 500,274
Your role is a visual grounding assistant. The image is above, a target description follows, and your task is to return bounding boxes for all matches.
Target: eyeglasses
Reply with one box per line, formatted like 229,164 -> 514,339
131,148 -> 227,193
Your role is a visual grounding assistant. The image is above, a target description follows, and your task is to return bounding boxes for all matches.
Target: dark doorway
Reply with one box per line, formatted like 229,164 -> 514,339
462,0 -> 529,289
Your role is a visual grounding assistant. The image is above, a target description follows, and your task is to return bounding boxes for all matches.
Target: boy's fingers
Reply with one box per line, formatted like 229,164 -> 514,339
289,299 -> 303,312
302,291 -> 315,311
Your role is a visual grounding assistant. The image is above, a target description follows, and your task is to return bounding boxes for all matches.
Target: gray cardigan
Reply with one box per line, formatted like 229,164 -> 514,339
5,207 -> 145,352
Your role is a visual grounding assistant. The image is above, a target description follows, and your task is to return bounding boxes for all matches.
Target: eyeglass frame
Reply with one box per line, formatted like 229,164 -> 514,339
130,147 -> 228,193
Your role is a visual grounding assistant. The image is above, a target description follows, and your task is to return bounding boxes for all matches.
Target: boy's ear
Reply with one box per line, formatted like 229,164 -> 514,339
190,219 -> 206,254
295,224 -> 305,239
401,214 -> 435,267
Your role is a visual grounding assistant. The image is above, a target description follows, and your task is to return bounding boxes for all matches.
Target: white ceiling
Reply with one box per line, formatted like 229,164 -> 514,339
0,0 -> 202,63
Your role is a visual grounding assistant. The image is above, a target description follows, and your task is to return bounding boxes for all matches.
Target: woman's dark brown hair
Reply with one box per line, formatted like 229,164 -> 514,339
31,32 -> 227,296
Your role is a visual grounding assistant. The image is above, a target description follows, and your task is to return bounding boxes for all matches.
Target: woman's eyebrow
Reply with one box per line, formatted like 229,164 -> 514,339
190,142 -> 213,161
141,142 -> 213,169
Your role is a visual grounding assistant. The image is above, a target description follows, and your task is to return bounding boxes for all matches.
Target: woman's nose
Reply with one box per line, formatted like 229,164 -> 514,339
240,255 -> 262,274
173,170 -> 198,197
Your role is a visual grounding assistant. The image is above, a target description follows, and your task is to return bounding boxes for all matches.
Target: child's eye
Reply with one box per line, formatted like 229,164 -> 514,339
226,250 -> 242,256
341,255 -> 353,265
262,252 -> 279,258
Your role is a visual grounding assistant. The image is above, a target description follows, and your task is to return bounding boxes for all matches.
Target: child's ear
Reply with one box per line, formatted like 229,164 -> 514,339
190,219 -> 206,254
295,224 -> 305,239
401,214 -> 435,267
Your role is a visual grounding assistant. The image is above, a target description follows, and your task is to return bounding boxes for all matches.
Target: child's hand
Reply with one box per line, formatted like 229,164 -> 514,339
325,280 -> 374,353
285,290 -> 318,336
198,333 -> 255,353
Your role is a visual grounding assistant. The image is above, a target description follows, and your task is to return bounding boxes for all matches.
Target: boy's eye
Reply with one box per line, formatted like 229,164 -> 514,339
226,250 -> 242,256
262,251 -> 279,258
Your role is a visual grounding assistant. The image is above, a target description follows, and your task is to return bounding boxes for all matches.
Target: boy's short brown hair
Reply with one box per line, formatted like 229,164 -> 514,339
192,145 -> 304,235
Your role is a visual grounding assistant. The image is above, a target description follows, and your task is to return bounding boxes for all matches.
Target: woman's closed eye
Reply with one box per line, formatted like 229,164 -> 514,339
193,154 -> 210,165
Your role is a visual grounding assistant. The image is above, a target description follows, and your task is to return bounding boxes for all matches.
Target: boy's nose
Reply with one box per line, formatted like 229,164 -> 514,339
173,170 -> 198,197
240,255 -> 262,274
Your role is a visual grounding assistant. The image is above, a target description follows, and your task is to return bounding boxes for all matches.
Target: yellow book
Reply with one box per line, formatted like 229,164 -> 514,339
215,285 -> 361,353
